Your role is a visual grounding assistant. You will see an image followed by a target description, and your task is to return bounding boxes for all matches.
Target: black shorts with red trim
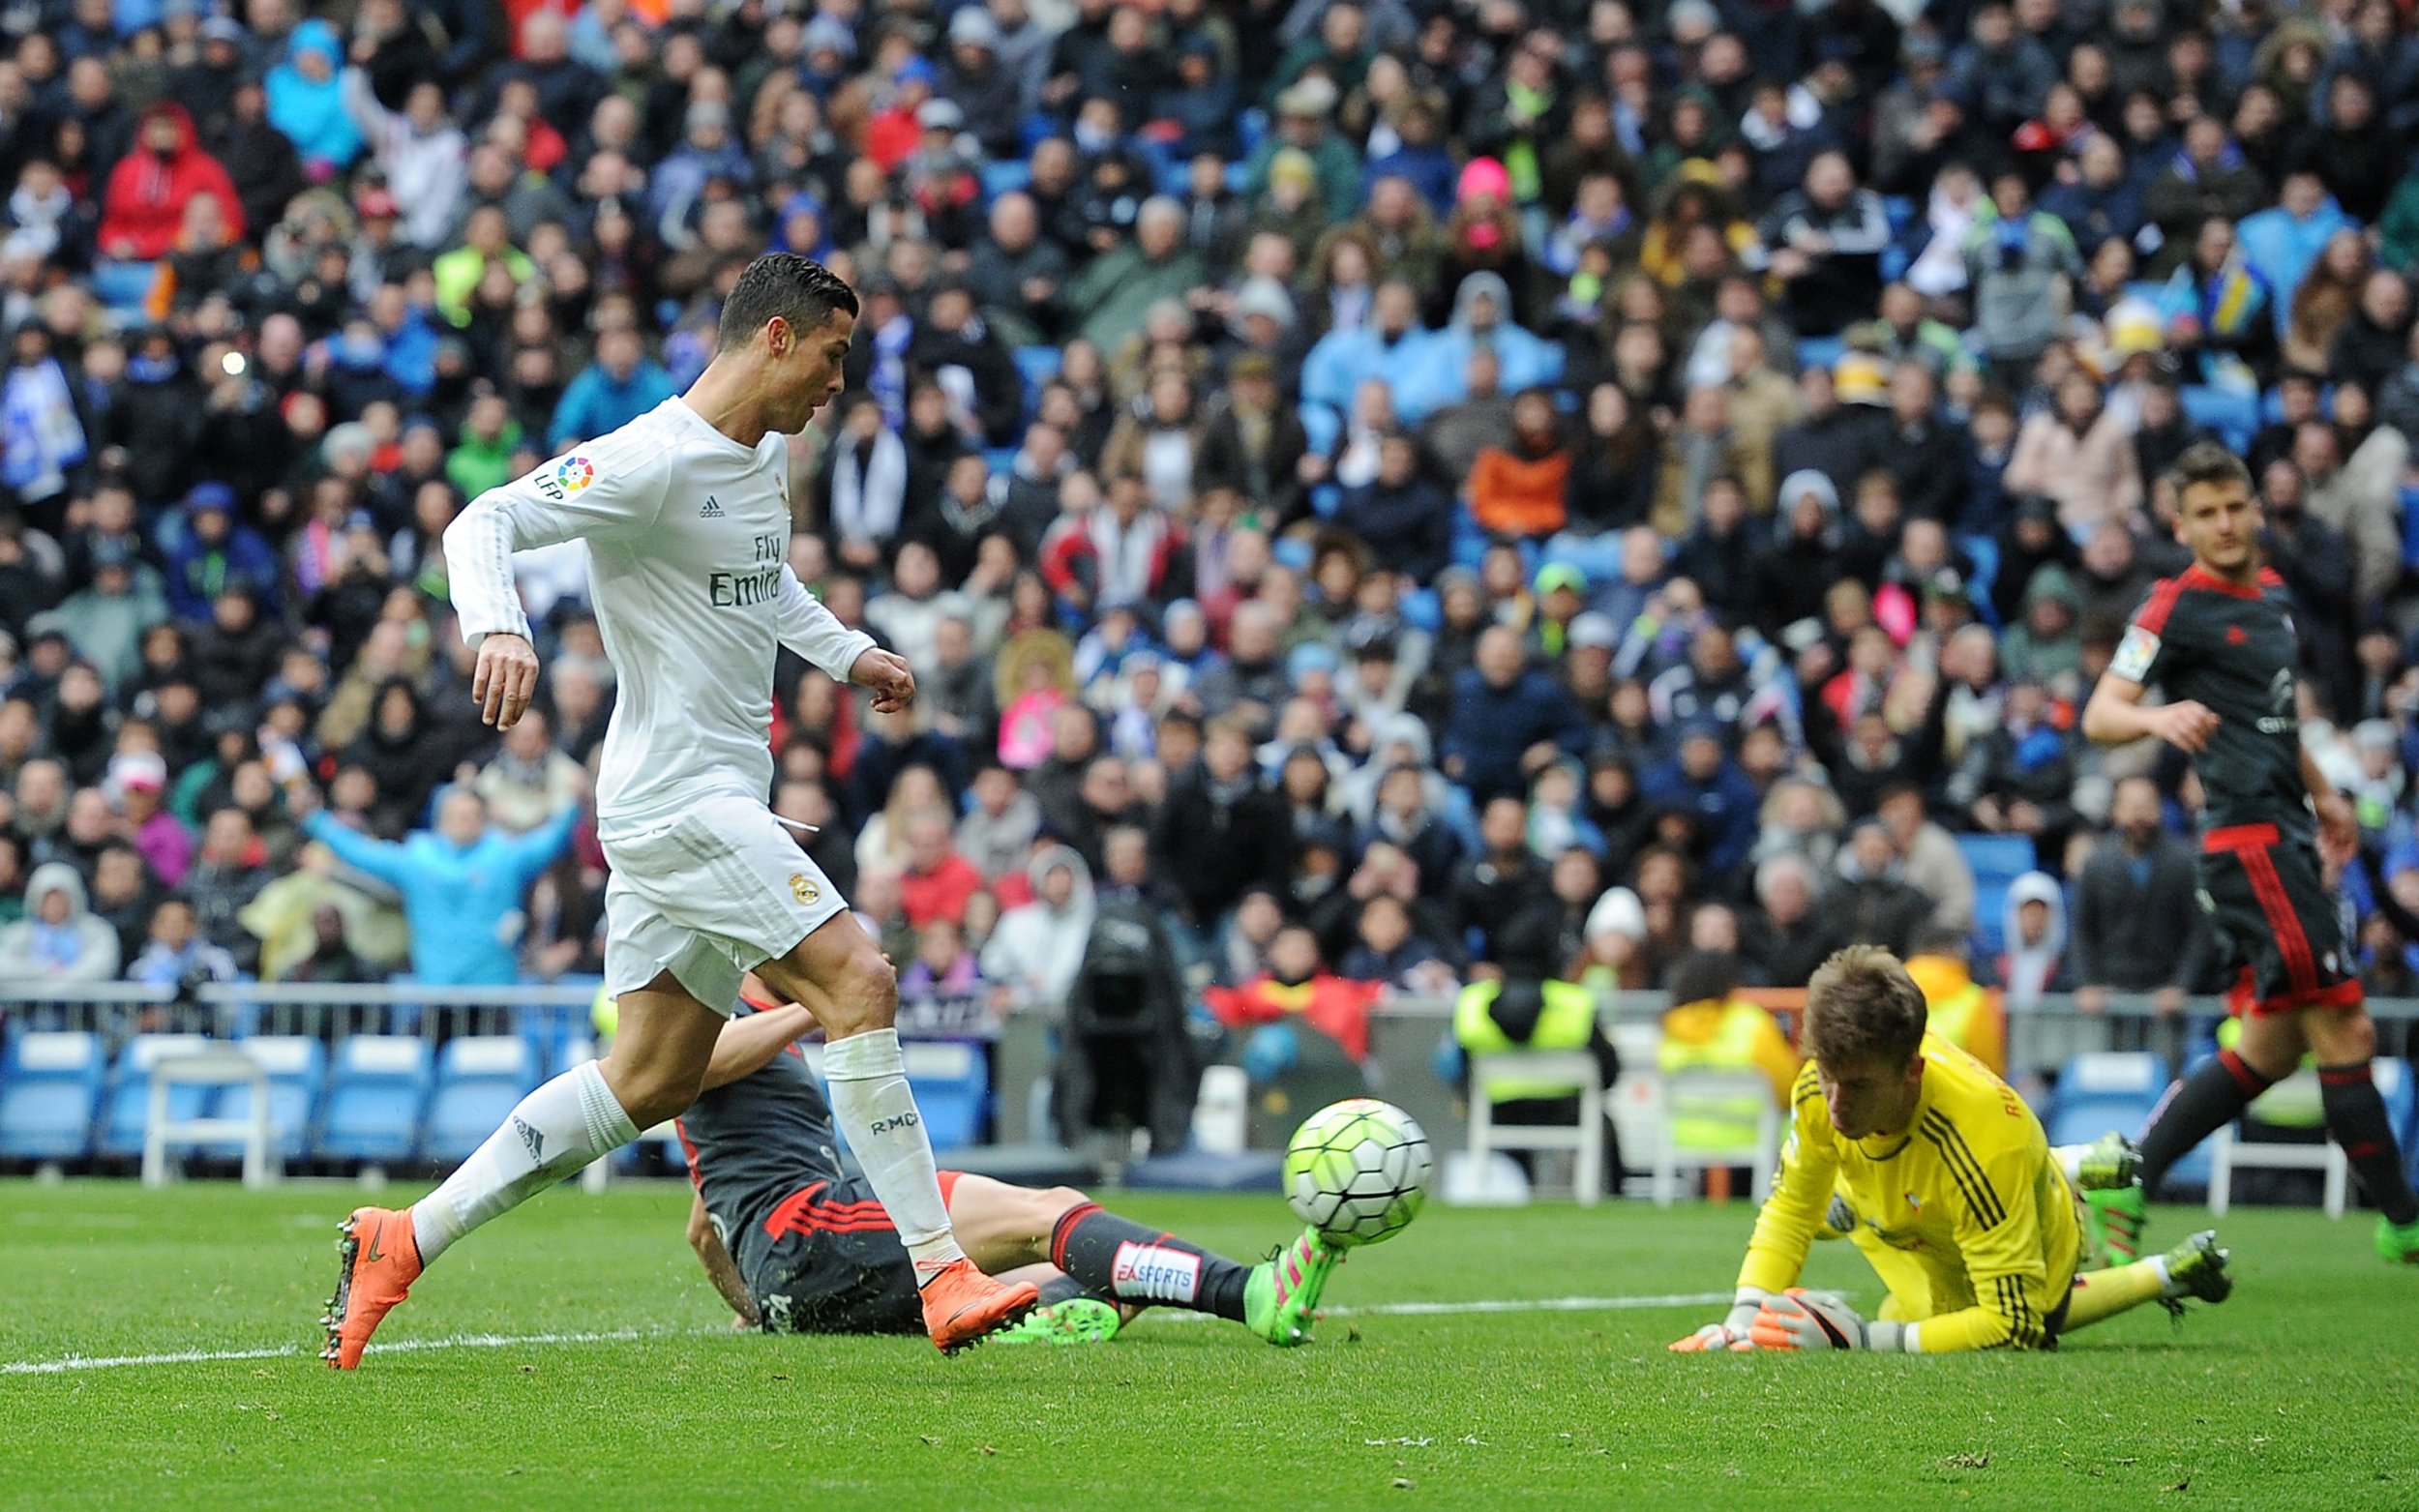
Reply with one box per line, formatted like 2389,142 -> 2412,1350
743,1171 -> 965,1335
2197,822 -> 2362,1018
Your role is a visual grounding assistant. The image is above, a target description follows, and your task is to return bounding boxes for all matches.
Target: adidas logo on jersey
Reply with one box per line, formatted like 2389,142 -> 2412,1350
700,496 -> 724,518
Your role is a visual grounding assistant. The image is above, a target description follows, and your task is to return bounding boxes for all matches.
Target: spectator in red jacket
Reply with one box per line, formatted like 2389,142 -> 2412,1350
1203,923 -> 1386,1061
98,103 -> 244,261
897,805 -> 987,929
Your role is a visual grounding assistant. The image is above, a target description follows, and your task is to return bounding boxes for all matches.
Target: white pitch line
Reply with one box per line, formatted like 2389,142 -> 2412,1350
0,1294 -> 1731,1375
2,1327 -> 676,1376
2,1344 -> 303,1375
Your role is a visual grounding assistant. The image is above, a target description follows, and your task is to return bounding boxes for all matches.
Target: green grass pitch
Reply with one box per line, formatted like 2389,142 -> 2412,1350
3,1180 -> 2414,1509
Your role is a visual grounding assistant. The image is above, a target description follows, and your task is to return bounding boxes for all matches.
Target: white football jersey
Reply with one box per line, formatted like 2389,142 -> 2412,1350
445,398 -> 874,841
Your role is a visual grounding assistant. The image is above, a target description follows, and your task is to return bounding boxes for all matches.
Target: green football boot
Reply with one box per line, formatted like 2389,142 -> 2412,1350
1244,1228 -> 1341,1347
2157,1229 -> 2232,1318
2375,1214 -> 2419,1265
2084,1181 -> 2148,1271
992,1297 -> 1122,1346
2071,1132 -> 2143,1192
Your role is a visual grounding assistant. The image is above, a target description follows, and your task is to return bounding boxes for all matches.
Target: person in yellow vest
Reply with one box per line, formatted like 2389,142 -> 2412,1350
1657,951 -> 1801,1188
1454,967 -> 1622,1177
1902,925 -> 2007,1079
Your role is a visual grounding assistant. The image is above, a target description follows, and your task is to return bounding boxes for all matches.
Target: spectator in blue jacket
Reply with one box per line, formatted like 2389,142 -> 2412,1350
1442,626 -> 1590,806
299,781 -> 582,986
1642,721 -> 1762,881
548,326 -> 675,450
1389,271 -> 1565,423
164,482 -> 282,622
1299,280 -> 1430,429
264,18 -> 365,175
2235,169 -> 2355,333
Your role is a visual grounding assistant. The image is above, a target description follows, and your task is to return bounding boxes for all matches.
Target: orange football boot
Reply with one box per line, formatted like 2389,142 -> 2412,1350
919,1260 -> 1039,1354
321,1205 -> 424,1369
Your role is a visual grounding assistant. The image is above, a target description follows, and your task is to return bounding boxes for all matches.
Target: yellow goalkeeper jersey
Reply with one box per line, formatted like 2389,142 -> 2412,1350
1739,1033 -> 2083,1351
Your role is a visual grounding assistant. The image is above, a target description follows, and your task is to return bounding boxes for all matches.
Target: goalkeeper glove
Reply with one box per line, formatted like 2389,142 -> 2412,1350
1668,1287 -> 1770,1351
1746,1288 -> 1911,1351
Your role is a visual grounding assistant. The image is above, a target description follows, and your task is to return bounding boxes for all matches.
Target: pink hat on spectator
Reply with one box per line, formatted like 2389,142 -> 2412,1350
1457,157 -> 1509,206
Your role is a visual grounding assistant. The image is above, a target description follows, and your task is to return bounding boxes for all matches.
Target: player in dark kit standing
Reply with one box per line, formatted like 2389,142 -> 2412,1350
680,988 -> 1343,1344
2080,442 -> 2419,1266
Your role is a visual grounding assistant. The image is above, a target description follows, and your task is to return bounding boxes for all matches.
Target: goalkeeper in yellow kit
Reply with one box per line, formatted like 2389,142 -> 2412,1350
1673,946 -> 2234,1353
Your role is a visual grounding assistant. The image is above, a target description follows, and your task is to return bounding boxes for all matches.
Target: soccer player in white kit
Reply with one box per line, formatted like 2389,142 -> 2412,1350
320,255 -> 1038,1365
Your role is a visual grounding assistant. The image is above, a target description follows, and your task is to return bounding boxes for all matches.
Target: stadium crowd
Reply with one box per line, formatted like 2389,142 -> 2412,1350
6,0 -> 2419,1054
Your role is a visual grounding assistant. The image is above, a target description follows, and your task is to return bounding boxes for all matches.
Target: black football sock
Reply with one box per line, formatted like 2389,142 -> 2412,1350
1032,1273 -> 1105,1308
1048,1202 -> 1251,1321
2317,1061 -> 2419,1226
2140,1049 -> 2275,1196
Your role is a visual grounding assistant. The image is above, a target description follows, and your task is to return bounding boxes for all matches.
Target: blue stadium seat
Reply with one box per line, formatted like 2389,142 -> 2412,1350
1957,835 -> 2038,957
1012,342 -> 1061,391
2375,1056 -> 2415,1154
2179,385 -> 2257,453
1794,336 -> 1846,373
2046,1051 -> 2169,1150
99,1034 -> 215,1159
0,1030 -> 105,1160
1237,108 -> 1269,158
425,1036 -> 540,1164
977,159 -> 1030,201
207,1036 -> 326,1161
91,259 -> 160,313
1956,534 -> 1999,624
904,1040 -> 989,1152
316,1036 -> 433,1163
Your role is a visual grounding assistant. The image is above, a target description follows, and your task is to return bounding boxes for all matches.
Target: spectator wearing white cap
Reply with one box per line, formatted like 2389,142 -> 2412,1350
1570,882 -> 1648,992
109,751 -> 193,889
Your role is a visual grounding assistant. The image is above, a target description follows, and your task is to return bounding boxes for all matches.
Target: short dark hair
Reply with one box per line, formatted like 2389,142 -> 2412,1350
1666,949 -> 1741,1008
717,253 -> 859,351
2166,441 -> 2251,498
1804,944 -> 1928,1069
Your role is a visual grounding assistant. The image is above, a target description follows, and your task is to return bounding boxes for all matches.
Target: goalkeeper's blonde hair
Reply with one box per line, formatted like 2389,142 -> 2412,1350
1804,944 -> 1927,1070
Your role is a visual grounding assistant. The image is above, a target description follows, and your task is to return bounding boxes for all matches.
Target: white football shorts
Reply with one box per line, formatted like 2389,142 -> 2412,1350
600,792 -> 848,1013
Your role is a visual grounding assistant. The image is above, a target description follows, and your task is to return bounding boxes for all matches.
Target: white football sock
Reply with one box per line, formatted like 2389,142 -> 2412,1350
821,1027 -> 966,1282
411,1060 -> 639,1264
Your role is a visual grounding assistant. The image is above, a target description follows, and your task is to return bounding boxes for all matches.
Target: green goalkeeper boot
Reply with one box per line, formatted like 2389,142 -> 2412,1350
2376,1215 -> 2419,1265
2084,1181 -> 2149,1271
993,1298 -> 1122,1345
2158,1230 -> 2232,1318
1244,1228 -> 1340,1347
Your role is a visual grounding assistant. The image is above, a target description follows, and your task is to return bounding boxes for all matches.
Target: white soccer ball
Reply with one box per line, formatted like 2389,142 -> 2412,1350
1282,1098 -> 1434,1248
